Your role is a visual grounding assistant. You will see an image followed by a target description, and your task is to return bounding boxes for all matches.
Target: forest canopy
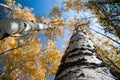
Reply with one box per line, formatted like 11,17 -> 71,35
0,0 -> 120,80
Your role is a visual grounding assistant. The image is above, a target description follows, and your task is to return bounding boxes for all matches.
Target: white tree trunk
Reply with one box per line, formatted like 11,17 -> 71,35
55,28 -> 119,80
0,19 -> 52,39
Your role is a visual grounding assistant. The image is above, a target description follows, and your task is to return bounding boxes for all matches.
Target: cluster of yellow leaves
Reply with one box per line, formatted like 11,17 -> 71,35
4,0 -> 12,4
13,4 -> 36,22
95,37 -> 120,72
65,0 -> 83,11
67,16 -> 76,27
41,16 -> 65,39
65,0 -> 72,9
3,0 -> 36,22
0,34 -> 41,79
0,37 -> 17,54
96,46 -> 120,72
96,37 -> 118,54
40,40 -> 62,75
0,34 -> 62,80
50,6 -> 61,17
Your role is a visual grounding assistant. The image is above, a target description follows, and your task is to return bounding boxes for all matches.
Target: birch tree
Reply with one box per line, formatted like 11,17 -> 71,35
55,25 -> 119,80
63,0 -> 120,72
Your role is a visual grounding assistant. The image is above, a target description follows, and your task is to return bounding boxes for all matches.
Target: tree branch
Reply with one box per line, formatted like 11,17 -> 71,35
91,3 -> 120,38
0,3 -> 13,9
75,16 -> 97,21
91,28 -> 120,45
0,43 -> 29,56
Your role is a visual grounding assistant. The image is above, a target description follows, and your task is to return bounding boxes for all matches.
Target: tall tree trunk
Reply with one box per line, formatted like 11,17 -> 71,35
55,27 -> 119,80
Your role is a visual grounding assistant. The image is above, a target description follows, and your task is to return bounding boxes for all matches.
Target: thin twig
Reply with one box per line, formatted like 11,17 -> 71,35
75,16 -> 97,22
0,43 -> 29,56
0,3 -> 13,9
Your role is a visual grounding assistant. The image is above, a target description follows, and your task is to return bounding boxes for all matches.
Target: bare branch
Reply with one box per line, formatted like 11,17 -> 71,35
75,16 -> 97,21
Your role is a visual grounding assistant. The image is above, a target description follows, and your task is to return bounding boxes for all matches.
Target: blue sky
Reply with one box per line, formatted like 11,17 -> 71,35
15,0 -> 71,51
16,0 -> 55,16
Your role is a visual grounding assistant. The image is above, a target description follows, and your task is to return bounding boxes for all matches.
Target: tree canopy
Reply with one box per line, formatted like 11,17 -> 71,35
0,0 -> 120,80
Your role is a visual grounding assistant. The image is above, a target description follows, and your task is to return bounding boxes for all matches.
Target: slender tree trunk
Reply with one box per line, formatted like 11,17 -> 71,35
55,27 -> 119,80
0,19 -> 52,40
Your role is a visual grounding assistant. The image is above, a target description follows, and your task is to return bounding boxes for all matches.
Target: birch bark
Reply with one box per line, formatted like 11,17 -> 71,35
55,27 -> 118,80
0,19 -> 52,39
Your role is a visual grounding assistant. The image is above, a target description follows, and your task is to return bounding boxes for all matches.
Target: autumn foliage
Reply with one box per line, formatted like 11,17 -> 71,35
0,0 -> 120,80
0,33 -> 61,79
